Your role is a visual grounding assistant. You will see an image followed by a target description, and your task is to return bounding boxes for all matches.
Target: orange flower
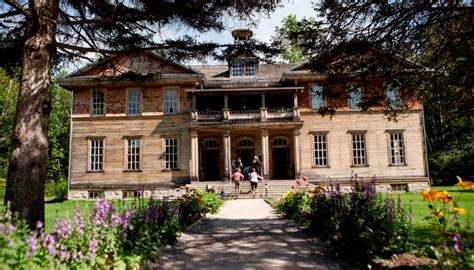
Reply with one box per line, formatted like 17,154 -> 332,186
434,190 -> 453,204
422,189 -> 436,201
452,207 -> 466,216
455,176 -> 474,189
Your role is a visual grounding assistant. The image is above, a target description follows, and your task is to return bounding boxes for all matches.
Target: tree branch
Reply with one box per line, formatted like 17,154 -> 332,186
4,0 -> 30,17
0,9 -> 22,19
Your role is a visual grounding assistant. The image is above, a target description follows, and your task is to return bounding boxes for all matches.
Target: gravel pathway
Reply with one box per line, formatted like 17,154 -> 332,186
155,199 -> 341,270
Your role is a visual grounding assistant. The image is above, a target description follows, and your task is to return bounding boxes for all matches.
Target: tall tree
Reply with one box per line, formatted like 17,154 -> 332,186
270,14 -> 312,63
0,0 -> 281,228
290,1 -> 473,182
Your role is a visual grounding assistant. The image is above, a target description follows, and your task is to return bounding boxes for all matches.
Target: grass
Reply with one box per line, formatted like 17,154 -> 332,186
398,186 -> 474,229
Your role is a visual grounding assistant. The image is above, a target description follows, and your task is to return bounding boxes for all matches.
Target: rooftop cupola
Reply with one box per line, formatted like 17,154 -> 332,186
228,29 -> 258,77
231,29 -> 253,43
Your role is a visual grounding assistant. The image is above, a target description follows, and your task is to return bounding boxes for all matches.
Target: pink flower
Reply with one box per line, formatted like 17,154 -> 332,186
296,179 -> 301,185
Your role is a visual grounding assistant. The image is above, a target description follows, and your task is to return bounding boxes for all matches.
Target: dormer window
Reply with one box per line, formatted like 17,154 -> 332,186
232,60 -> 242,77
230,59 -> 256,77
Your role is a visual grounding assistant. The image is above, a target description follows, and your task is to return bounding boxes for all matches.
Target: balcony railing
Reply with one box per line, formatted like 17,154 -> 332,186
191,108 -> 300,123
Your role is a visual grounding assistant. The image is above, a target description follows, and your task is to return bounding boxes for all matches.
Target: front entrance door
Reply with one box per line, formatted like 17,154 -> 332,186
201,139 -> 220,181
272,136 -> 290,179
202,150 -> 219,180
273,148 -> 289,179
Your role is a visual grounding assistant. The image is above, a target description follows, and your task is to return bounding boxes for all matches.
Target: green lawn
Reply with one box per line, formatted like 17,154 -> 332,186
44,199 -> 138,232
398,186 -> 474,229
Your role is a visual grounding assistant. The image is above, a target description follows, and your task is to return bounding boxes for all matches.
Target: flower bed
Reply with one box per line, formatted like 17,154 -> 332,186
0,189 -> 223,269
275,175 -> 473,268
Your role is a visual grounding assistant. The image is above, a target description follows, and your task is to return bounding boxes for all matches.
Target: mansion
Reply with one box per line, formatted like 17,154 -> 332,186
59,30 -> 429,199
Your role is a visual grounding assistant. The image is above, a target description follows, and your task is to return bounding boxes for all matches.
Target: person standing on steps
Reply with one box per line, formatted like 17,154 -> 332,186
249,167 -> 263,197
231,168 -> 244,199
252,155 -> 261,176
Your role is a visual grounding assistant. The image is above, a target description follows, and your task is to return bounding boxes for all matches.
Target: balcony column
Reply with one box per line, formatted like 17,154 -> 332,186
293,129 -> 301,178
190,130 -> 199,181
192,94 -> 196,110
224,94 -> 228,109
261,129 -> 269,178
293,92 -> 298,107
223,129 -> 231,178
261,94 -> 266,108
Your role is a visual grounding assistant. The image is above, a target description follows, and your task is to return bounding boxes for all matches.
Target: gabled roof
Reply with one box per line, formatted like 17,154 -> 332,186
66,51 -> 202,78
59,51 -> 205,90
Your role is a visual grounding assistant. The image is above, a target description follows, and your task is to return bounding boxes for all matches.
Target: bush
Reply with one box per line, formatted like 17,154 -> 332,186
276,178 -> 414,267
178,190 -> 223,225
0,189 -> 224,268
277,189 -> 312,224
45,179 -> 68,200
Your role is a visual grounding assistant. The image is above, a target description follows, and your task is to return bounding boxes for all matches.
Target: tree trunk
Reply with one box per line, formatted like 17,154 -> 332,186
4,0 -> 58,229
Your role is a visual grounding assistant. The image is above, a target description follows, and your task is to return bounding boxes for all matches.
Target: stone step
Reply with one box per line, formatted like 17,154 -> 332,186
187,180 -> 315,199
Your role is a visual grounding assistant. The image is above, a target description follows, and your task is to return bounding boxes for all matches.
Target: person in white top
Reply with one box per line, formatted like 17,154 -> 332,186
249,167 -> 263,197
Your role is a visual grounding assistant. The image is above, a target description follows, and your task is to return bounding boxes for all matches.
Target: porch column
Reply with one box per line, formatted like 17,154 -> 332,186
261,94 -> 266,108
192,94 -> 196,110
190,130 -> 199,181
223,129 -> 231,178
293,129 -> 301,177
261,129 -> 269,178
293,92 -> 298,107
224,94 -> 228,109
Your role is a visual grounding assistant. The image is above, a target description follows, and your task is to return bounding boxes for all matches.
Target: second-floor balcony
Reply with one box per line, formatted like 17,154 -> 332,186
191,107 -> 300,124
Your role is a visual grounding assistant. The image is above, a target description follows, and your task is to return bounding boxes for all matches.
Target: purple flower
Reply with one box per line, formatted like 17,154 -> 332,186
4,223 -> 15,235
111,213 -> 122,226
36,221 -> 44,229
42,234 -> 56,256
55,217 -> 72,239
26,233 -> 37,256
453,233 -> 463,253
88,239 -> 98,261
385,197 -> 394,219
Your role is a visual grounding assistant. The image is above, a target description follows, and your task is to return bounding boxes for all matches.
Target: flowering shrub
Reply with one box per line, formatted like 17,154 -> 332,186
0,189 -> 224,268
277,176 -> 414,267
178,190 -> 223,225
422,176 -> 473,269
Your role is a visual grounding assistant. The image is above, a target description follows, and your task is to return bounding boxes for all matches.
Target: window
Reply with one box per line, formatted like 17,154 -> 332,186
88,191 -> 104,199
231,60 -> 242,77
165,138 -> 178,169
388,132 -> 405,165
348,86 -> 362,109
311,85 -> 325,110
351,132 -> 367,166
313,133 -> 328,167
165,89 -> 178,114
238,138 -> 254,148
386,85 -> 401,109
231,60 -> 257,77
88,139 -> 104,171
391,184 -> 408,192
127,90 -> 142,115
123,190 -> 139,198
245,63 -> 256,76
127,138 -> 141,171
91,89 -> 105,116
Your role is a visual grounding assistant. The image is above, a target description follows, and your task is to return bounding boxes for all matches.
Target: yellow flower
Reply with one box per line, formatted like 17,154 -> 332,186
452,207 -> 466,216
432,210 -> 444,218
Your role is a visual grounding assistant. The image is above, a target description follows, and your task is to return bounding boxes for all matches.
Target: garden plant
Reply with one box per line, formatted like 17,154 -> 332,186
276,174 -> 473,268
0,189 -> 223,269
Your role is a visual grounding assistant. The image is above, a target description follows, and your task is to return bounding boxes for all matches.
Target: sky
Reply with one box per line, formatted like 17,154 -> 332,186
66,1 -> 317,70
198,0 -> 317,44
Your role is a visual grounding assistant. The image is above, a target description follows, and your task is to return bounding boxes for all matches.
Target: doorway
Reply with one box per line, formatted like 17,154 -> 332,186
236,137 -> 255,178
201,139 -> 220,181
272,136 -> 290,179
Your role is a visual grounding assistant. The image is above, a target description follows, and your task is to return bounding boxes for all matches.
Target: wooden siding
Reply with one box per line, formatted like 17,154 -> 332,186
299,111 -> 426,180
70,115 -> 192,188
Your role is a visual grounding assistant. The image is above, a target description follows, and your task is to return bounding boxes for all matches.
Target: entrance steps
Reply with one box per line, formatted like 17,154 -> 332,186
187,180 -> 317,199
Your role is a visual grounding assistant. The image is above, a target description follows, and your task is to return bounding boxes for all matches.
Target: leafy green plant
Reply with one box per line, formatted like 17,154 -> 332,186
45,179 -> 68,200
